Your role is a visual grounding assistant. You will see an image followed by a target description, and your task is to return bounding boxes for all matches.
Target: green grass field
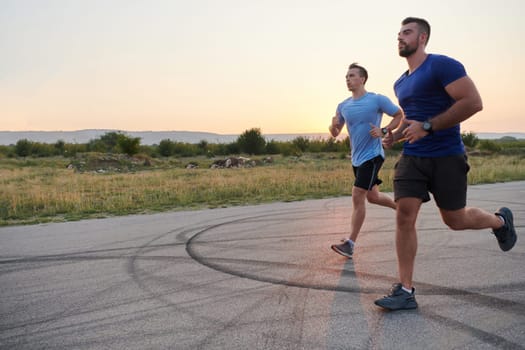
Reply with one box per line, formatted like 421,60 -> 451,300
1,153 -> 524,226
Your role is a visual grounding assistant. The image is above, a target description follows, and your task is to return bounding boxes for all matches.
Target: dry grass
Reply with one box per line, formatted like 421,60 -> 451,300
0,153 -> 523,225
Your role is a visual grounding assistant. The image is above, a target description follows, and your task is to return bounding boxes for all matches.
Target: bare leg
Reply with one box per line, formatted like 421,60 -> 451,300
440,207 -> 503,230
349,186 -> 367,242
367,185 -> 396,209
396,197 -> 422,290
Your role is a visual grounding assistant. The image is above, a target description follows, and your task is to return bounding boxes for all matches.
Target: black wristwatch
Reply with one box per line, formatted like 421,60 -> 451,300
422,120 -> 433,134
381,127 -> 388,136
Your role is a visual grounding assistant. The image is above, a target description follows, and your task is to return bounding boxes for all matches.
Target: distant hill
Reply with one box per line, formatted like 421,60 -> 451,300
0,129 -> 523,146
0,130 -> 233,145
0,129 -> 333,145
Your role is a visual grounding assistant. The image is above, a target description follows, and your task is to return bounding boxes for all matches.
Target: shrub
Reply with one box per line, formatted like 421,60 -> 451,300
478,140 -> 502,153
292,136 -> 310,152
462,131 -> 479,148
15,139 -> 32,157
159,139 -> 176,157
117,134 -> 141,156
237,128 -> 266,155
265,140 -> 281,155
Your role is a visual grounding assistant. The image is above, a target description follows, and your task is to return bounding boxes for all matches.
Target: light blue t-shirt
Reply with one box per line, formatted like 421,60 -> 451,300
336,92 -> 400,166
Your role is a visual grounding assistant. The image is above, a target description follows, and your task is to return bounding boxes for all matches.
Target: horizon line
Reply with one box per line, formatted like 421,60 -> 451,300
1,129 -> 525,135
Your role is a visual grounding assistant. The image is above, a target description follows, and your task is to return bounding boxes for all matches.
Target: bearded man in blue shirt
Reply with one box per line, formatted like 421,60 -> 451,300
375,17 -> 517,311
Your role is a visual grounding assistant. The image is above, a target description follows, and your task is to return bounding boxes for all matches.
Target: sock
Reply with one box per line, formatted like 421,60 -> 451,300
401,286 -> 413,294
497,214 -> 505,225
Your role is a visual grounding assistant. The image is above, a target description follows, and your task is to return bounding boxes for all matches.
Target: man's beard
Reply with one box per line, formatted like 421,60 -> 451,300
399,43 -> 418,57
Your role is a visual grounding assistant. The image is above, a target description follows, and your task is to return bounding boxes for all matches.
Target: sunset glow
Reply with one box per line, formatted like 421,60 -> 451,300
1,0 -> 523,134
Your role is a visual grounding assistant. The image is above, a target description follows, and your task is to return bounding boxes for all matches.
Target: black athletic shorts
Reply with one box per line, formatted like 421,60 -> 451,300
393,154 -> 470,210
352,155 -> 384,191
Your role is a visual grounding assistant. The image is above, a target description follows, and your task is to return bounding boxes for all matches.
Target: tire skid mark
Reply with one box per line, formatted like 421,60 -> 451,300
185,207 -> 525,348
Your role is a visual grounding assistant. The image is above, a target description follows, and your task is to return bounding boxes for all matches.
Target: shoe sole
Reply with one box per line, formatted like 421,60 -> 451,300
497,207 -> 517,252
374,300 -> 418,310
331,245 -> 353,259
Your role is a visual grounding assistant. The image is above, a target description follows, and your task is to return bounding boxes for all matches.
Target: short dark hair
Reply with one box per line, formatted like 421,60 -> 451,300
402,17 -> 431,44
348,62 -> 368,84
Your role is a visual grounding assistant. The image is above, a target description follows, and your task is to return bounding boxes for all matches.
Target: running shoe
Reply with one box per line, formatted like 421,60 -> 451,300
493,207 -> 517,252
331,240 -> 353,258
374,283 -> 418,310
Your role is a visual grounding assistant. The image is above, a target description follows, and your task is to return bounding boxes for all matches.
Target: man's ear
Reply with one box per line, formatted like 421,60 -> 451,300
420,32 -> 429,46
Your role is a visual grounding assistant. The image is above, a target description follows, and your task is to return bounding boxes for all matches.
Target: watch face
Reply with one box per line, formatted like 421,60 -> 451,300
423,121 -> 431,131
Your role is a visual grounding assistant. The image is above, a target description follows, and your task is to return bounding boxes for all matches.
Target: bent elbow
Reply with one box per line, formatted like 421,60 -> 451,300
475,92 -> 483,111
469,96 -> 483,115
475,100 -> 483,113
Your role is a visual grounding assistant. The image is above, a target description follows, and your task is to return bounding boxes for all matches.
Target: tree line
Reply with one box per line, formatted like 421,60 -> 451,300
0,128 -> 351,158
0,129 -> 522,159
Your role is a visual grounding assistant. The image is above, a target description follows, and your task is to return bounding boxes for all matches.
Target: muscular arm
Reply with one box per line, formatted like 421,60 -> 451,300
402,75 -> 483,143
431,75 -> 483,131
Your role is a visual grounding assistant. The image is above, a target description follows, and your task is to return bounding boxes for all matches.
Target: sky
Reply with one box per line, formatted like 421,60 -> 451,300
1,0 -> 524,135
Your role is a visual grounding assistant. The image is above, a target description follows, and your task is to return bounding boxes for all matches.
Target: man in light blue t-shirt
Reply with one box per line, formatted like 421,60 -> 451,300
329,62 -> 403,259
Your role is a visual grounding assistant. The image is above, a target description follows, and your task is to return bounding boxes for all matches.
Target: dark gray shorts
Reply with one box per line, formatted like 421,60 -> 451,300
393,154 -> 470,210
352,155 -> 384,191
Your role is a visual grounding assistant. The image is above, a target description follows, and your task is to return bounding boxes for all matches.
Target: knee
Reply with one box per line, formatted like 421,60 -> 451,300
396,209 -> 416,229
367,193 -> 380,204
443,216 -> 465,230
352,200 -> 366,213
440,209 -> 468,230
366,196 -> 379,204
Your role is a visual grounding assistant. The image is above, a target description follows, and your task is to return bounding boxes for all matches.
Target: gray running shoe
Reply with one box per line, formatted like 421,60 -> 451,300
331,240 -> 353,258
374,283 -> 418,310
493,207 -> 517,252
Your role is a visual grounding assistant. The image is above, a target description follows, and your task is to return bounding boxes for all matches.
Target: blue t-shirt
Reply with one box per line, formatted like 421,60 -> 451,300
336,92 -> 400,166
394,54 -> 467,157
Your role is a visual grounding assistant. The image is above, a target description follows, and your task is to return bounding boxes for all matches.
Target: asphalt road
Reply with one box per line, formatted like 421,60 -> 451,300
1,181 -> 524,350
